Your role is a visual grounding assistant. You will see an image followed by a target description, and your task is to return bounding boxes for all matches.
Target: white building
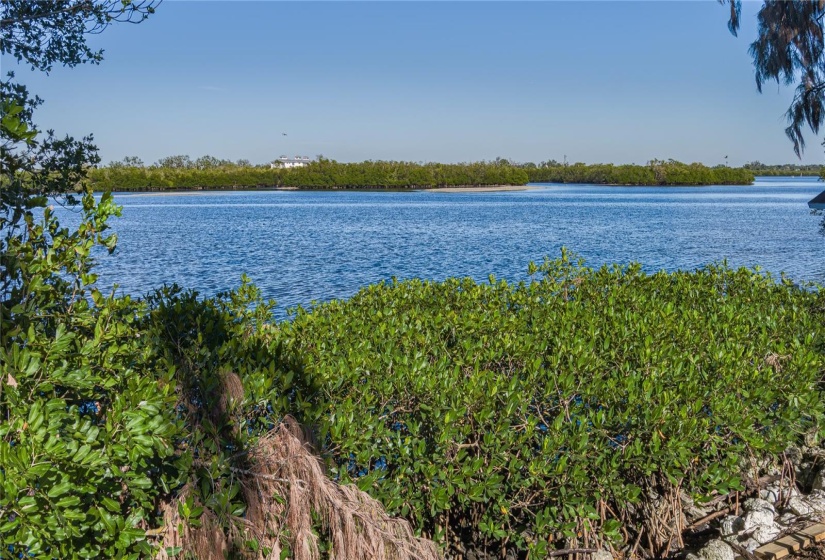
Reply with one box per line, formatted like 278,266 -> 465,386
271,155 -> 311,169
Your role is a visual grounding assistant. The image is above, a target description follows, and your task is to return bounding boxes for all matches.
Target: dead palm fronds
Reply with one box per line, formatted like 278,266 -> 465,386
155,416 -> 440,560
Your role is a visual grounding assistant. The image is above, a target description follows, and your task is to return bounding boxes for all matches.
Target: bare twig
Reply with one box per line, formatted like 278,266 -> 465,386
685,506 -> 732,532
547,547 -> 597,557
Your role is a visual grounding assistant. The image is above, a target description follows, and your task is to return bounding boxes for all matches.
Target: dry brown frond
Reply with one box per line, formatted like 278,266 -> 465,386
209,370 -> 245,427
155,486 -> 230,560
155,416 -> 441,560
241,415 -> 440,560
764,353 -> 788,372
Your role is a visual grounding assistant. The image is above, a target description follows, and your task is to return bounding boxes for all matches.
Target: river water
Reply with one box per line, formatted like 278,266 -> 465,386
72,176 -> 824,314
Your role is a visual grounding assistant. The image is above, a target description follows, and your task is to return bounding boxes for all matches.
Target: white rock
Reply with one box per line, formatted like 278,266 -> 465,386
760,485 -> 781,503
742,508 -> 775,531
742,498 -> 775,514
752,522 -> 781,544
807,489 -> 825,514
685,554 -> 701,560
590,552 -> 613,560
786,446 -> 803,465
813,471 -> 825,491
778,512 -> 797,526
719,515 -> 744,536
696,539 -> 735,560
787,496 -> 814,516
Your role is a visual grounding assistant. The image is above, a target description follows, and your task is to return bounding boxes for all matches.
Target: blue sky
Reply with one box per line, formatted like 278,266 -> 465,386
4,1 -> 822,166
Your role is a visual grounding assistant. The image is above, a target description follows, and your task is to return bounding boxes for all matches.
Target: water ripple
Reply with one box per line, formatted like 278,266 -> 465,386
57,177 -> 825,317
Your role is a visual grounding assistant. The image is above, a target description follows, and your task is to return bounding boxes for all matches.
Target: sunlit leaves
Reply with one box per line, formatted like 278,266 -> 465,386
282,256 -> 824,556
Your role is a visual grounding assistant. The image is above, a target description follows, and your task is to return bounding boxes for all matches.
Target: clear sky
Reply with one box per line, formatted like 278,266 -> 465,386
4,1 -> 823,166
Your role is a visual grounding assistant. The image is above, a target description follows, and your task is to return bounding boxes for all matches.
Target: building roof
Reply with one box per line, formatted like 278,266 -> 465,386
809,189 -> 825,209
276,155 -> 311,163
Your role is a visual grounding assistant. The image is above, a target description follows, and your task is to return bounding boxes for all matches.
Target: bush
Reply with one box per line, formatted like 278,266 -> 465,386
86,160 -> 530,191
4,236 -> 823,558
526,161 -> 754,185
281,252 -> 824,557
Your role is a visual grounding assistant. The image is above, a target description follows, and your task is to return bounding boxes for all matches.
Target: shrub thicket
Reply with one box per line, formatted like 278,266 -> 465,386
89,159 -> 759,190
4,249 -> 824,558
86,166 -> 285,191
282,254 -> 823,557
278,160 -> 529,189
526,161 -> 754,185
87,160 -> 530,191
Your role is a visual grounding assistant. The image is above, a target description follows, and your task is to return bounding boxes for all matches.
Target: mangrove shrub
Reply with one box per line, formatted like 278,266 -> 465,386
282,254 -> 823,557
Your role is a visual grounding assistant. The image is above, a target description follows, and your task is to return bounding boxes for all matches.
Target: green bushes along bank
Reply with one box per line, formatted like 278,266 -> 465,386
87,160 -> 530,191
86,158 -> 759,191
526,160 -> 755,185
5,247 -> 823,558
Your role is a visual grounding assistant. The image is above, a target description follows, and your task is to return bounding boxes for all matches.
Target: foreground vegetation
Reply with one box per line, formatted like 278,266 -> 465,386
4,241 -> 824,558
525,160 -> 755,185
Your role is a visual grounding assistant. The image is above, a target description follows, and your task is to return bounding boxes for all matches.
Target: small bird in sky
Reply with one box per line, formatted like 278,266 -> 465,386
282,132 -> 287,136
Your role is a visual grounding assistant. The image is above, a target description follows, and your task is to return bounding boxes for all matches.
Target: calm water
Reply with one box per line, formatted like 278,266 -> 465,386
68,176 -> 824,314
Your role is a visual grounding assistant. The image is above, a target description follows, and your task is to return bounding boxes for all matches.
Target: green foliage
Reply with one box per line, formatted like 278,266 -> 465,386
87,165 -> 285,191
86,160 -> 530,191
1,279 -> 183,559
526,160 -> 755,186
278,160 -> 529,189
2,3 -> 171,557
279,254 -> 823,556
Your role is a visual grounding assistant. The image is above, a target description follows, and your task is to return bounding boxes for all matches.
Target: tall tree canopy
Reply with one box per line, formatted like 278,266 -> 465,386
722,0 -> 825,156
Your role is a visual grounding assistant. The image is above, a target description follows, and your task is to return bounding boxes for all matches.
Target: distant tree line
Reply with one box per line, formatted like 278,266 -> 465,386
278,158 -> 529,188
741,161 -> 822,176
524,159 -> 754,186
88,157 -> 530,191
88,156 -> 763,191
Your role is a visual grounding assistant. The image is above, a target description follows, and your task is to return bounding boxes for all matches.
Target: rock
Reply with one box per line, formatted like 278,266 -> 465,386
740,538 -> 761,553
778,512 -> 797,526
788,496 -> 814,516
812,469 -> 825,491
786,446 -> 803,465
590,551 -> 613,560
807,489 -> 825,514
720,515 -> 744,536
742,498 -> 775,514
752,522 -> 781,544
681,490 -> 712,519
760,484 -> 781,503
696,539 -> 735,560
742,508 -> 775,531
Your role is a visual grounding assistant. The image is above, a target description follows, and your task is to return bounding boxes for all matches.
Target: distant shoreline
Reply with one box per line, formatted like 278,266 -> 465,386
104,175 -> 816,196
424,185 -> 540,192
111,185 -> 539,195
